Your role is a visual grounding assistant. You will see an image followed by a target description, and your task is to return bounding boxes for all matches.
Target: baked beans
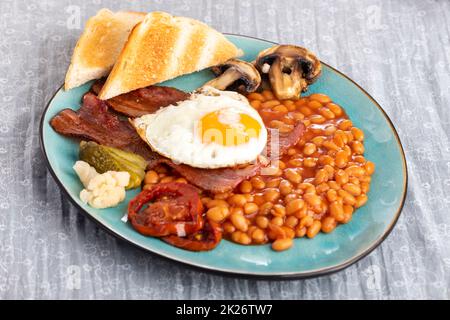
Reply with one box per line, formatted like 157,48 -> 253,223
142,91 -> 375,252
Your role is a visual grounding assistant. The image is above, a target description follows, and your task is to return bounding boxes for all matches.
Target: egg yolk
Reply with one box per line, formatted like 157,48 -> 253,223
199,109 -> 261,146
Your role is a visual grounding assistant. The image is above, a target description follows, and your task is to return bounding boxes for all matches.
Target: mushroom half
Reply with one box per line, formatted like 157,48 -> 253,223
255,45 -> 321,100
204,59 -> 261,93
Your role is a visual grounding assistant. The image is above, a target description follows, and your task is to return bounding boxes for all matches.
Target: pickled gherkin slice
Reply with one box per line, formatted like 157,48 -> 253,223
79,141 -> 146,189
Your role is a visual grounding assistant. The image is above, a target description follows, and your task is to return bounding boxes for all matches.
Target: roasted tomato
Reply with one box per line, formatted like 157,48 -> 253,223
163,219 -> 223,251
128,182 -> 204,237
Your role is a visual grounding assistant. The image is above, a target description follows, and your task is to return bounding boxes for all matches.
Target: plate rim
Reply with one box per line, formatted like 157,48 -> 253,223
39,33 -> 408,279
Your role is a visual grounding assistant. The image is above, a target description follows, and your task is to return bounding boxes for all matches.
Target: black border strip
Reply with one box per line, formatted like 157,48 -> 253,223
39,34 -> 408,280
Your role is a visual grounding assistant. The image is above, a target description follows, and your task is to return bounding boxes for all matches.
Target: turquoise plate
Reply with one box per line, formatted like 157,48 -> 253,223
40,35 -> 407,278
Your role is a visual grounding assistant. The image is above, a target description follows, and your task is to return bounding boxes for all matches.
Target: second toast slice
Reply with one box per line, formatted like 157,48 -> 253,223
98,12 -> 242,100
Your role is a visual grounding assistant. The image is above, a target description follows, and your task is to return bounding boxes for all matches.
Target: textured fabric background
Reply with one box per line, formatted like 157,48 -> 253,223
0,0 -> 449,300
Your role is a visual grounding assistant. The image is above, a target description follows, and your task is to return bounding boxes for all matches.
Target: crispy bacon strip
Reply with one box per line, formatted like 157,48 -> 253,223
265,123 -> 305,159
91,80 -> 189,117
148,158 -> 263,194
147,123 -> 305,193
50,93 -> 155,160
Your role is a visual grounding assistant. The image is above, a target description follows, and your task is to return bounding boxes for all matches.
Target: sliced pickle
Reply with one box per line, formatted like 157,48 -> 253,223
79,141 -> 146,189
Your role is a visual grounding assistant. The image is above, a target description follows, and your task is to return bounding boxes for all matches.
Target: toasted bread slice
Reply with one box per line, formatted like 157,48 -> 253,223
98,12 -> 243,100
64,9 -> 145,90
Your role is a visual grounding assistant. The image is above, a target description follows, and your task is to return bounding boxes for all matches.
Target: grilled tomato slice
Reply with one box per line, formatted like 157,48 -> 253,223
128,182 -> 204,237
163,219 -> 223,251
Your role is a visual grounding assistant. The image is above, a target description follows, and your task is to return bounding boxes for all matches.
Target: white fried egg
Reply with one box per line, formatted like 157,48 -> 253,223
132,87 -> 267,169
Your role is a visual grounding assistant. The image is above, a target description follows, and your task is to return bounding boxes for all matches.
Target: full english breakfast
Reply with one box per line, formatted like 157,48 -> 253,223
50,10 -> 375,252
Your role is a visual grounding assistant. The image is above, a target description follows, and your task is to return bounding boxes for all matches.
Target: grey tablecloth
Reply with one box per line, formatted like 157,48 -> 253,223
1,0 -> 449,300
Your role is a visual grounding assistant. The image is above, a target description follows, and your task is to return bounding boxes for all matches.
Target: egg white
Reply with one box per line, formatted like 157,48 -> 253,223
132,87 -> 268,169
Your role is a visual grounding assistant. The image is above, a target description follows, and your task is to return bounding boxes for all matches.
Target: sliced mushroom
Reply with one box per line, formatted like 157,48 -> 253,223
204,59 -> 261,93
255,45 -> 321,100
